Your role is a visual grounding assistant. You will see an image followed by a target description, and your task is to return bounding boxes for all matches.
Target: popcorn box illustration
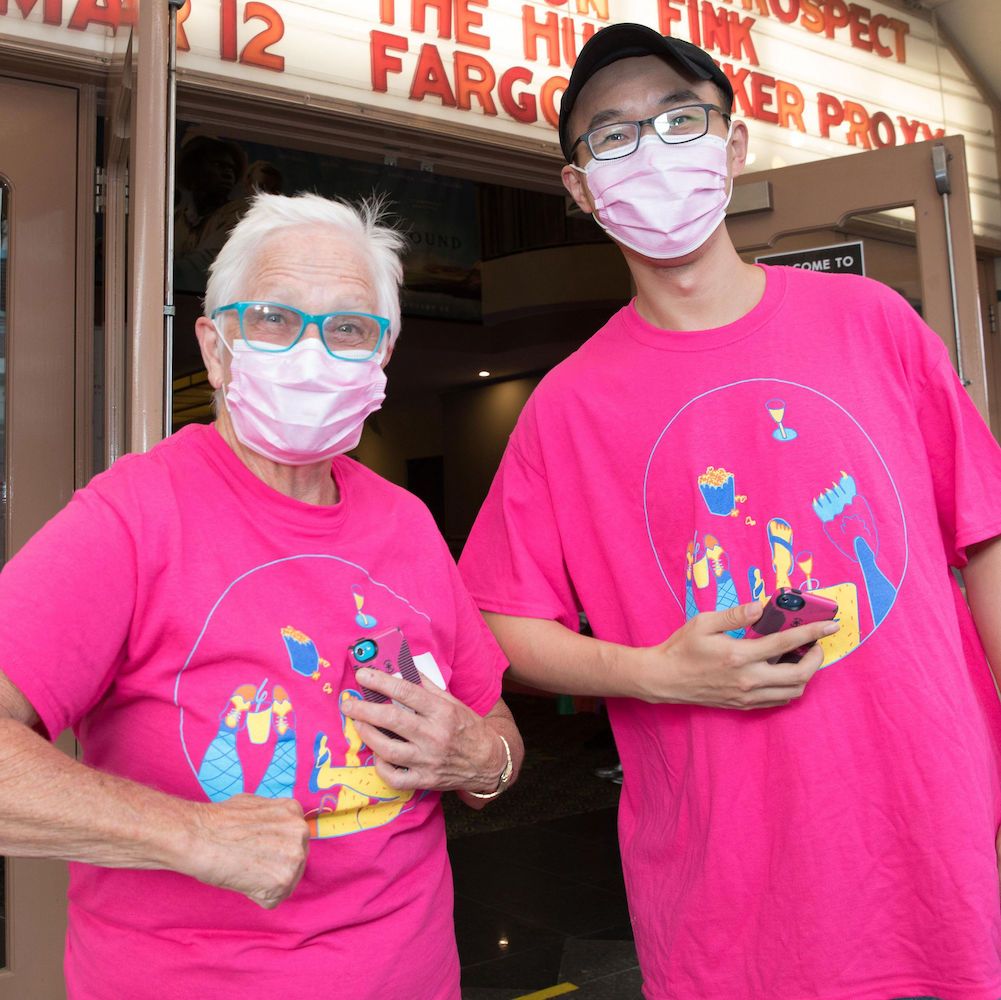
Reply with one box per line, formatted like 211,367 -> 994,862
697,466 -> 736,516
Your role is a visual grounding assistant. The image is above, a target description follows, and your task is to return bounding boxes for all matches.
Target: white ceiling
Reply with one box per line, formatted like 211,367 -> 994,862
909,0 -> 1001,106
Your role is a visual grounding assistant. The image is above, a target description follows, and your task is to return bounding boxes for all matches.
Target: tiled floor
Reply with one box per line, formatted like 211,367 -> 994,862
445,694 -> 643,999
450,808 -> 642,999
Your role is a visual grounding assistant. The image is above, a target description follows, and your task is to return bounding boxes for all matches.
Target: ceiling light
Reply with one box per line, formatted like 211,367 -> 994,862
478,370 -> 490,378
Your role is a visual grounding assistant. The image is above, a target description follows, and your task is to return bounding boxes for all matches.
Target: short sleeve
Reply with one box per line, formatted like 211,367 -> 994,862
916,347 -> 1001,566
0,484 -> 138,738
459,411 -> 580,632
440,552 -> 507,717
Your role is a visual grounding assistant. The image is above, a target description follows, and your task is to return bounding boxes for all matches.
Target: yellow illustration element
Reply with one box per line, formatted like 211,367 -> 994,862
305,692 -> 415,839
692,553 -> 710,589
245,703 -> 273,745
697,466 -> 730,487
281,625 -> 310,643
704,536 -> 725,578
767,518 -> 795,589
745,516 -> 757,526
272,686 -> 293,738
814,582 -> 862,667
686,538 -> 710,589
223,683 -> 257,730
311,657 -> 330,682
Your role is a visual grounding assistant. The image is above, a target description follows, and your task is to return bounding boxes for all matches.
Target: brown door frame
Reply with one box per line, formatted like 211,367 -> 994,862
727,135 -> 988,421
0,72 -> 93,1000
127,0 -> 170,455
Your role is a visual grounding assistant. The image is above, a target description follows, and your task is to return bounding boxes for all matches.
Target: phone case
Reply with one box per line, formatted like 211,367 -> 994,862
747,587 -> 839,663
347,627 -> 422,739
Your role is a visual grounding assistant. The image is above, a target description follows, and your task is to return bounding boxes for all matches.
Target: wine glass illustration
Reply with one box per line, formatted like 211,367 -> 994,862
352,585 -> 378,629
766,398 -> 797,442
797,550 -> 817,591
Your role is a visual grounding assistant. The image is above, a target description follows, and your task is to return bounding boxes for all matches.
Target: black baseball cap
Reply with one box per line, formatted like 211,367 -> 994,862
558,23 -> 734,160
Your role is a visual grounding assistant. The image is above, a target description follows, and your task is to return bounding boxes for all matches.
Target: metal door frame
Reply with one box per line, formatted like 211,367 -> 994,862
727,135 -> 989,421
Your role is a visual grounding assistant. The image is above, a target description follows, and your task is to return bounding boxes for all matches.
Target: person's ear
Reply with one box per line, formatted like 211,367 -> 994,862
727,119 -> 750,180
195,316 -> 227,389
561,161 -> 596,216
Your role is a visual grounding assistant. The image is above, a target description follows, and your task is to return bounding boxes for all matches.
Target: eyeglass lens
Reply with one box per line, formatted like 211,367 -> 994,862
588,104 -> 711,160
240,304 -> 383,354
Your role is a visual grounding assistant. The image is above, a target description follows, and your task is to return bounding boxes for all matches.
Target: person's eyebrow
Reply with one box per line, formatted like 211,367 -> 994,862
582,88 -> 705,132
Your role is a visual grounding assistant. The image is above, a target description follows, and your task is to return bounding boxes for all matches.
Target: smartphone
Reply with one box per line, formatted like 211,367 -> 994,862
347,627 -> 422,740
747,587 -> 838,663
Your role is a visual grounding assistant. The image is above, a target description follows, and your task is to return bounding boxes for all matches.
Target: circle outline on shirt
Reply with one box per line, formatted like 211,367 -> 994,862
642,377 -> 908,660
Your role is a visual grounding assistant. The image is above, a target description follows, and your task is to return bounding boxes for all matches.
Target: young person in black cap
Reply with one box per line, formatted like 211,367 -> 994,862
460,21 -> 1001,1000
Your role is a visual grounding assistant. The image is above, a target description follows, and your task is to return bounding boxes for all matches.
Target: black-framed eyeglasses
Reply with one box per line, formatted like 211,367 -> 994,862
211,301 -> 390,361
571,103 -> 731,162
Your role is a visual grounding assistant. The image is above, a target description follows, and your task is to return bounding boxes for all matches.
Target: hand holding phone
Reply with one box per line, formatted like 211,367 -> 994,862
747,587 -> 838,663
347,627 -> 422,740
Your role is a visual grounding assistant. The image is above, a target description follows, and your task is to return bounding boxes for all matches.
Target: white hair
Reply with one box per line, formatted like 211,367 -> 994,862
203,192 -> 407,347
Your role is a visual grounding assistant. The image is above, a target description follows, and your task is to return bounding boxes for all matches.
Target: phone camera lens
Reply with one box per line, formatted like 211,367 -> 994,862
776,592 -> 805,611
351,639 -> 378,662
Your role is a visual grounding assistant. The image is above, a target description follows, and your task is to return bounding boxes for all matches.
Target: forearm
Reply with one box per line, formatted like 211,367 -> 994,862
0,716 -> 203,871
483,605 -> 835,709
0,714 -> 309,907
482,612 -> 646,699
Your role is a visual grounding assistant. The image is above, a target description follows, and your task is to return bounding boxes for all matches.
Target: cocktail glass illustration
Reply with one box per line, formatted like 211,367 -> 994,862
352,585 -> 377,628
692,554 -> 710,589
245,682 -> 273,745
766,398 -> 798,442
797,550 -> 818,591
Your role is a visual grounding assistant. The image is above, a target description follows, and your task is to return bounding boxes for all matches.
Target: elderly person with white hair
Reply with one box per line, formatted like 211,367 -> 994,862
0,192 -> 522,1000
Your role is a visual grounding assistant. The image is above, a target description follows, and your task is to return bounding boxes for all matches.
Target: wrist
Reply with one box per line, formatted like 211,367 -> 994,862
170,799 -> 223,880
466,732 -> 513,800
628,640 -> 678,704
607,640 -> 654,701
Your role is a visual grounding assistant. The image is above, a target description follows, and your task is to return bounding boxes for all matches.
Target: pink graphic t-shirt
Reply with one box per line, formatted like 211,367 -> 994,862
460,265 -> 1001,1000
0,424 -> 504,1000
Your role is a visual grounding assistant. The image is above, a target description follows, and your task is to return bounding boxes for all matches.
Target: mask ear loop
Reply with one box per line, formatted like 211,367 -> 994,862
722,120 -> 736,212
211,319 -> 238,413
214,319 -> 235,359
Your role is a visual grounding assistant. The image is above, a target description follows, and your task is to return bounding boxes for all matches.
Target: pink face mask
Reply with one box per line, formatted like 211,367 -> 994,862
572,129 -> 733,259
219,334 -> 387,466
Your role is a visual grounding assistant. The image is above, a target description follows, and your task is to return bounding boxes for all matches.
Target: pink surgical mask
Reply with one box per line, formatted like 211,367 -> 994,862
218,333 -> 387,465
572,128 -> 733,259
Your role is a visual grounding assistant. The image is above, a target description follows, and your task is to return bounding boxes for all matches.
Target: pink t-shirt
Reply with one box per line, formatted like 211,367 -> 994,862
0,423 -> 504,1000
460,265 -> 1001,1000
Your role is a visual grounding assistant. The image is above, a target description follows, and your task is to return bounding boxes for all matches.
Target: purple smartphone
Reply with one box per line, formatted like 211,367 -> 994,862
747,587 -> 838,663
347,627 -> 422,740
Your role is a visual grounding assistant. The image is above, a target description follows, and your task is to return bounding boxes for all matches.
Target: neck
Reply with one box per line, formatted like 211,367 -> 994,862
628,229 -> 765,332
214,407 -> 341,505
